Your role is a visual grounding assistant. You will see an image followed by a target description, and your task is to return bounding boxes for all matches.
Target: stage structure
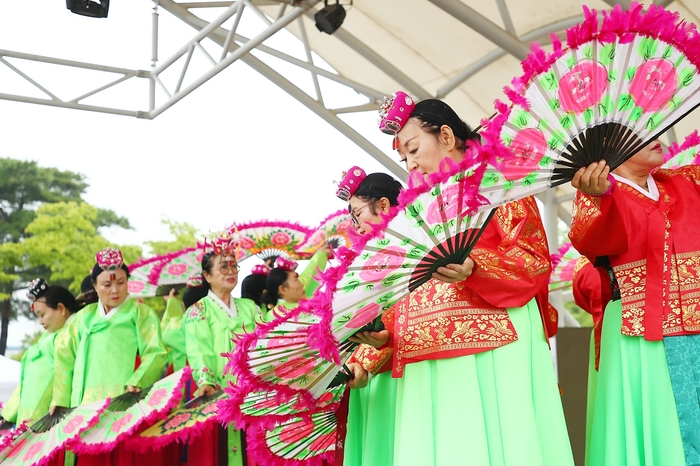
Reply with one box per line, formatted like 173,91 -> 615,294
0,0 -> 694,326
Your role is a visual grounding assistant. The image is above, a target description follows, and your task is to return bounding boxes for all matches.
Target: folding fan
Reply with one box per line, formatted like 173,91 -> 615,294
0,399 -> 110,466
129,390 -> 226,453
317,155 -> 495,349
128,256 -> 165,298
479,2 -> 700,207
235,384 -> 345,430
295,210 -> 355,256
549,242 -> 580,292
236,221 -> 314,260
663,130 -> 700,168
71,368 -> 189,455
226,312 -> 358,405
226,150 -> 496,408
246,409 -> 337,466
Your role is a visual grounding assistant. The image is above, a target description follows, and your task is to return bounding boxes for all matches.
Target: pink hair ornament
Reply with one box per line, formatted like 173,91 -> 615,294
96,247 -> 124,281
336,166 -> 367,201
275,256 -> 298,272
251,264 -> 271,276
208,229 -> 240,257
379,90 -> 416,149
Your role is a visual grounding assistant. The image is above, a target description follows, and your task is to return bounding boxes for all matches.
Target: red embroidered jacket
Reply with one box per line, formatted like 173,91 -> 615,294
569,166 -> 700,341
391,196 -> 552,377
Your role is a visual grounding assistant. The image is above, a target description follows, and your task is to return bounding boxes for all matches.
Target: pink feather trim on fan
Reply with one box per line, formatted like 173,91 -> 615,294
664,130 -> 700,162
245,421 -> 336,466
69,368 -> 190,455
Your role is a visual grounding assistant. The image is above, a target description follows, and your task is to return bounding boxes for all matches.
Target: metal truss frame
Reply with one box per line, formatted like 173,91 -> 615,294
4,0 -> 674,325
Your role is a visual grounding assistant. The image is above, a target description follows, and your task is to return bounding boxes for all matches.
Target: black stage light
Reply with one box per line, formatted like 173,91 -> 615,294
314,1 -> 346,35
66,0 -> 110,18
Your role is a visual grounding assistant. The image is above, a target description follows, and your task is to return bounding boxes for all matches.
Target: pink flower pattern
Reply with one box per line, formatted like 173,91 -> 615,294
167,264 -> 187,276
164,413 -> 192,430
22,440 -> 45,461
502,128 -> 548,181
359,246 -> 405,282
629,59 -> 678,111
147,388 -> 168,407
270,232 -> 292,247
111,412 -> 134,433
558,60 -> 608,113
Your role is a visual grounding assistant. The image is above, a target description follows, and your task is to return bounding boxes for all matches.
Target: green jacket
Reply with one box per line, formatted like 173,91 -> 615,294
52,298 -> 168,407
184,292 -> 262,388
1,329 -> 60,424
161,297 -> 187,371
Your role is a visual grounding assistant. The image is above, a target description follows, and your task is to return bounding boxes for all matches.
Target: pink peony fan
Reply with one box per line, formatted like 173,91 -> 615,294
127,256 -> 162,298
479,2 -> 700,207
246,409 -> 338,466
0,399 -> 110,466
236,221 -> 314,261
225,311 -> 358,410
663,130 -> 700,168
225,144 -> 496,409
234,384 -> 345,430
314,152 -> 494,355
70,368 -> 189,455
129,390 -> 226,454
295,210 -> 355,257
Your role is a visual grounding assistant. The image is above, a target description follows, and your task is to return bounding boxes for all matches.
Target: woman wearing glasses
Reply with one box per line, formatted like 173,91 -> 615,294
183,232 -> 264,466
335,167 -> 403,466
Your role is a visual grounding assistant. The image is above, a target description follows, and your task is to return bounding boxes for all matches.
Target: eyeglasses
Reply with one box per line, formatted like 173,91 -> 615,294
219,262 -> 241,275
349,202 -> 374,226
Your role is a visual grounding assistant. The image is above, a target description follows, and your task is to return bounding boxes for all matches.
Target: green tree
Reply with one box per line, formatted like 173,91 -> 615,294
0,158 -> 130,355
21,202 -> 141,293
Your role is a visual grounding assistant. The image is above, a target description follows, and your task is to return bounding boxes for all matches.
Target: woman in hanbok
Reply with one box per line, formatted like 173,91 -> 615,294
1,280 -> 78,425
334,168 -> 402,466
259,246 -> 331,314
183,233 -> 263,466
50,247 -> 168,465
52,248 -> 168,409
376,95 -> 574,466
570,140 -> 700,465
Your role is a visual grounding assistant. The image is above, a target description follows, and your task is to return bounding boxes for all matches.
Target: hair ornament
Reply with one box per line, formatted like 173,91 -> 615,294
275,256 -> 298,272
96,247 -> 124,281
186,274 -> 203,288
379,91 -> 415,136
336,166 -> 367,201
207,229 -> 241,257
251,264 -> 271,276
27,278 -> 48,302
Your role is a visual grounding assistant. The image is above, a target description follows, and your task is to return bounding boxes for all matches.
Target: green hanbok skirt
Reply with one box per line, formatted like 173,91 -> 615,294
586,300 -> 685,466
344,371 -> 398,466
392,298 -> 574,466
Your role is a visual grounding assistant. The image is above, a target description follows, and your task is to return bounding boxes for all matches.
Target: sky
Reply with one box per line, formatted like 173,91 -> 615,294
0,1 -> 404,348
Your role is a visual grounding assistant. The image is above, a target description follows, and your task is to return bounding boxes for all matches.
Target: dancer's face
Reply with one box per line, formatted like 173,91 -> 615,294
203,254 -> 239,294
94,268 -> 129,310
396,119 -> 462,175
33,300 -> 69,333
349,196 -> 391,235
278,271 -> 305,304
614,139 -> 664,176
